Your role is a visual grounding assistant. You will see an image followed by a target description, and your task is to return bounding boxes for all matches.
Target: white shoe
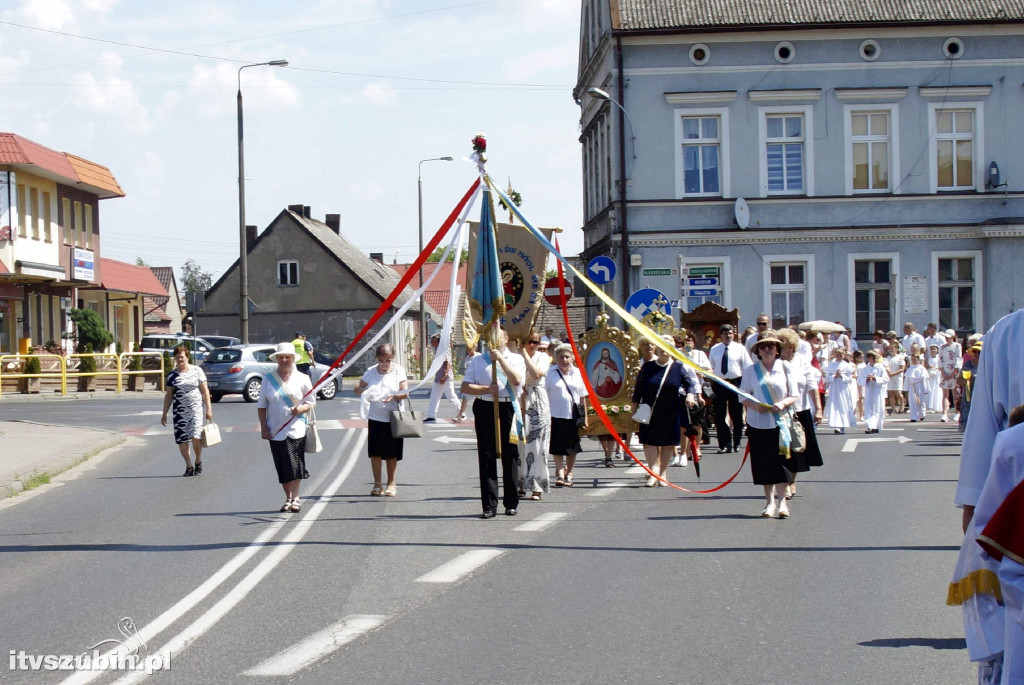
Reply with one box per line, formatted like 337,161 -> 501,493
952,414 -> 960,421
761,502 -> 777,518
669,456 -> 681,467
777,501 -> 790,518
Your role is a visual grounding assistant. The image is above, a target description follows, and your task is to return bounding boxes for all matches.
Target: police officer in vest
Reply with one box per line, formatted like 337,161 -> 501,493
292,332 -> 314,377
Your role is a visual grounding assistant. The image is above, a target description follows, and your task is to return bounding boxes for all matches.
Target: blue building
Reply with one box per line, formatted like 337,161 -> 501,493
575,0 -> 1024,341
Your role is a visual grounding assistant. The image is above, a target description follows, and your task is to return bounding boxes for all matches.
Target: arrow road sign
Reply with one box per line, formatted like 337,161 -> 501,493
587,255 -> 617,285
624,288 -> 672,319
434,435 -> 477,445
841,435 -> 912,453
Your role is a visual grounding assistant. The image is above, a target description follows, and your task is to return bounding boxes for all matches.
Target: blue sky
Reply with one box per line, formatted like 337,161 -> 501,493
0,0 -> 583,280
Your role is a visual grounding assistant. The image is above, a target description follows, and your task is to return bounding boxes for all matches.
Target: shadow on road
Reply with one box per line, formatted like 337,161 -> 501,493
858,637 -> 966,650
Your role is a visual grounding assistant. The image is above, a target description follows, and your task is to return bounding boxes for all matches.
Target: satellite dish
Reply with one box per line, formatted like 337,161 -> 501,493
734,198 -> 750,229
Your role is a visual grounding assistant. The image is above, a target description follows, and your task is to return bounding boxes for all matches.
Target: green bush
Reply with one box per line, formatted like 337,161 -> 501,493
128,343 -> 143,371
79,343 -> 97,374
25,356 -> 41,374
69,309 -> 113,354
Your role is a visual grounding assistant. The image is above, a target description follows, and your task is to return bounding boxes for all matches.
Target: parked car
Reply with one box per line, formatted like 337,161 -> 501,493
140,334 -> 216,362
189,334 -> 240,349
200,344 -> 339,403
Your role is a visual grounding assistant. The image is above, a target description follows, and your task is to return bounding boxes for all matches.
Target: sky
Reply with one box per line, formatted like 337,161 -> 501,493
0,0 -> 583,283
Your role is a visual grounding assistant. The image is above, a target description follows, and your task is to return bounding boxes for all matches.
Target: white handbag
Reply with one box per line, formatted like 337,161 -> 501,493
632,364 -> 670,425
201,422 -> 221,447
304,407 -> 323,453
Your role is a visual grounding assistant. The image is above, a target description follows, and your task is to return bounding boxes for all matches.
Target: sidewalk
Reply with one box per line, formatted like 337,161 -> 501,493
0,390 -> 166,402
0,420 -> 126,498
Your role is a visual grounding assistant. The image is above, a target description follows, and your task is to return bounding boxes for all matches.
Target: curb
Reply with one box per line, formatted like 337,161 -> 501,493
0,426 -> 127,499
0,391 -> 165,402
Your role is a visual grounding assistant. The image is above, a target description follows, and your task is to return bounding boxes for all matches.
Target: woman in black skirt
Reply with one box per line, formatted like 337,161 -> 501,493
738,330 -> 799,518
777,328 -> 824,500
354,343 -> 409,497
544,344 -> 588,487
257,342 -> 316,513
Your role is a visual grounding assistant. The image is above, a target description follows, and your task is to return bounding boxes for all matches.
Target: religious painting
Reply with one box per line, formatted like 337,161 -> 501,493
586,342 -> 624,400
578,312 -> 642,436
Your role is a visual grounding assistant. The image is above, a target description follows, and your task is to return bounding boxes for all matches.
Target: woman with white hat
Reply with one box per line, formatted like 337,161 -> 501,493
257,342 -> 316,513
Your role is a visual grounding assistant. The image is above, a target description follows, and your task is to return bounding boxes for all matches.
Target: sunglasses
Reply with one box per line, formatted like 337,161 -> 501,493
527,340 -> 540,344
757,322 -> 769,326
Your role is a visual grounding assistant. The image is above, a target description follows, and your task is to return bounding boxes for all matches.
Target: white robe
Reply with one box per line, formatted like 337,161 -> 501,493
926,364 -> 944,412
825,360 -> 857,428
859,362 -> 890,430
905,364 -> 929,421
956,309 -> 1024,508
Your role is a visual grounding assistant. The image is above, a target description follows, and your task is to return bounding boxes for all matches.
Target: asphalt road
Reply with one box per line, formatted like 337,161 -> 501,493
0,394 -> 974,684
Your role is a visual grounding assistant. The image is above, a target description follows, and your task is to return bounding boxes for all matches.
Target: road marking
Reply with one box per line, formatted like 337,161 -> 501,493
242,614 -> 387,677
415,549 -> 505,583
841,435 -> 912,452
433,435 -> 477,445
142,426 -> 169,436
624,466 -> 646,475
514,512 -> 568,532
64,430 -> 365,685
589,484 -> 627,496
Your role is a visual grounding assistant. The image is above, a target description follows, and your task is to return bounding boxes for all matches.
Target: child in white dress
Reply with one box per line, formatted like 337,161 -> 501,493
825,350 -> 857,434
852,349 -> 866,421
904,354 -> 929,422
859,350 -> 890,434
925,343 -> 943,413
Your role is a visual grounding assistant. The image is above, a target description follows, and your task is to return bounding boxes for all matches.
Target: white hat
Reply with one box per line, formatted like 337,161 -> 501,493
945,328 -> 956,337
269,342 -> 296,359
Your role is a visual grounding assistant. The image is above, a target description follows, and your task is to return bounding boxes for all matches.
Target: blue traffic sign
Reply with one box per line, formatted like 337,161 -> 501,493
688,288 -> 718,297
687,277 -> 718,287
625,288 -> 672,319
587,255 -> 617,285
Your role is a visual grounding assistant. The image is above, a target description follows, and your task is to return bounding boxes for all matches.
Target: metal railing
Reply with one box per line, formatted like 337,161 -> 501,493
0,351 -> 166,397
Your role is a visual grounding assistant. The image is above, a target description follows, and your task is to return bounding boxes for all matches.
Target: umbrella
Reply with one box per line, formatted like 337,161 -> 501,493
796,320 -> 848,334
689,434 -> 701,480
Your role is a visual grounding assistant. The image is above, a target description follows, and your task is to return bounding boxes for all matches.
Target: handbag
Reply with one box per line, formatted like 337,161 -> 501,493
556,368 -> 586,429
390,398 -> 424,438
632,363 -> 670,425
201,421 -> 221,447
305,406 -> 323,453
784,409 -> 807,453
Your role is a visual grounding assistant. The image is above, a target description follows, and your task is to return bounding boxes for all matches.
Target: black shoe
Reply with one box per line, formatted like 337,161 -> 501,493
423,417 -> 436,424
194,461 -> 202,475
183,466 -> 194,477
733,444 -> 742,452
718,446 -> 730,454
480,511 -> 496,519
505,508 -> 517,516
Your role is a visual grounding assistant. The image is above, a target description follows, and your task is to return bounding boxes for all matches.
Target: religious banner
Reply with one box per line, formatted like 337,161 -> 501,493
466,219 -> 555,343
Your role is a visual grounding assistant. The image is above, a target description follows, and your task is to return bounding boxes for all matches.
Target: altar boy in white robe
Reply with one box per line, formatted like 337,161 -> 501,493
824,349 -> 856,435
858,349 -> 889,434
904,354 -> 929,422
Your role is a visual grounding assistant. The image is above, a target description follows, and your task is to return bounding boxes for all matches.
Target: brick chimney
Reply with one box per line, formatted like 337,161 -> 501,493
287,204 -> 303,215
246,225 -> 258,250
325,214 -> 341,234
302,205 -> 311,218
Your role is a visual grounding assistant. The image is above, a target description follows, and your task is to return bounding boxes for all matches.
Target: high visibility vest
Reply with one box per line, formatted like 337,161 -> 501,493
292,338 -> 311,365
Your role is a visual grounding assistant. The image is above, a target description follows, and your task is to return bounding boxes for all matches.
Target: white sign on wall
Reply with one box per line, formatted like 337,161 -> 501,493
903,276 -> 927,314
73,247 -> 95,281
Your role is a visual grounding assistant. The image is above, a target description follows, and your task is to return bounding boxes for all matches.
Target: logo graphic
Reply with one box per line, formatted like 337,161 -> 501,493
9,617 -> 170,674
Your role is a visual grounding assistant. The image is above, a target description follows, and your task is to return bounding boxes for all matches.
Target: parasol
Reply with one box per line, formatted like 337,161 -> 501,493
689,434 -> 701,480
796,320 -> 848,334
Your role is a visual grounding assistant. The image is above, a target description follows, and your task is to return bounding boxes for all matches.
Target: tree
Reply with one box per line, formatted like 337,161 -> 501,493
181,258 -> 212,293
425,247 -> 468,264
68,308 -> 114,353
135,256 -> 150,266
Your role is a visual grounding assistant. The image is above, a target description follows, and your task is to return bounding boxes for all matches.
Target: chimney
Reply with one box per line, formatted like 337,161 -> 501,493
287,204 -> 303,215
369,252 -> 384,263
246,225 -> 258,250
325,214 -> 341,234
302,205 -> 311,218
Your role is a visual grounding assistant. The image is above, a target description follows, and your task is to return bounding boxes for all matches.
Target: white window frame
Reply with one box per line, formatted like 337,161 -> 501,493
846,251 -> 900,340
674,107 -> 730,198
927,101 -> 985,193
761,254 -> 815,327
843,104 -> 900,195
678,255 -> 732,311
277,260 -> 299,287
931,249 -> 983,333
758,105 -> 814,197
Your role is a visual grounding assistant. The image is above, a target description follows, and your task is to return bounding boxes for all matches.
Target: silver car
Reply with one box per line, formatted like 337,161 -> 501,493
200,344 -> 339,403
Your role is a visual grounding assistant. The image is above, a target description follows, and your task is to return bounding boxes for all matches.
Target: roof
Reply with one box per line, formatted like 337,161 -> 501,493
390,262 -> 467,319
0,133 -> 125,199
612,0 -> 1024,31
143,296 -> 170,323
148,266 -> 176,307
98,258 -> 169,296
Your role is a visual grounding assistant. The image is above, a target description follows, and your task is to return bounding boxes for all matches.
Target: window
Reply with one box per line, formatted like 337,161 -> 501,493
851,111 -> 890,192
29,188 -> 39,239
17,185 -> 26,237
277,260 -> 299,286
937,255 -> 978,332
769,263 -> 806,329
929,103 -> 984,192
854,259 -> 893,336
759,107 -> 812,197
73,202 -> 84,247
62,198 -> 73,245
681,116 -> 720,195
84,204 -> 93,249
42,192 -> 51,242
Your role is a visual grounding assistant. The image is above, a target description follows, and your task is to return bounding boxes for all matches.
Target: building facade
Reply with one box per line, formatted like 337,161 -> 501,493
575,0 -> 1024,340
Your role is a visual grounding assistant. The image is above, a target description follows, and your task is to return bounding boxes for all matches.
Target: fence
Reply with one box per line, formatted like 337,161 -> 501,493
0,351 -> 166,397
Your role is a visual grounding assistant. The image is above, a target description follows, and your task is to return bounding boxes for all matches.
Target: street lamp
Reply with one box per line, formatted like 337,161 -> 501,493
587,86 -> 636,305
418,156 -> 454,378
238,59 -> 288,343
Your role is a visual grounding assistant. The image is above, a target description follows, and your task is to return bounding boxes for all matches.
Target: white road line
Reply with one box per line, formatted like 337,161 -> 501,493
588,484 -> 627,497
142,426 -> 169,436
514,512 -> 568,532
624,466 -> 646,475
415,549 -> 505,583
242,614 -> 388,677
66,430 -> 366,685
315,419 -> 345,430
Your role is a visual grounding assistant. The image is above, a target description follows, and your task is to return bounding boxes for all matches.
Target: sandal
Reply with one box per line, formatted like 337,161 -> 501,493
530,492 -> 542,501
564,474 -> 574,487
289,499 -> 302,512
280,499 -> 292,512
384,485 -> 397,497
194,462 -> 203,475
183,466 -> 194,477
555,473 -> 565,487
604,458 -> 615,468
370,483 -> 383,496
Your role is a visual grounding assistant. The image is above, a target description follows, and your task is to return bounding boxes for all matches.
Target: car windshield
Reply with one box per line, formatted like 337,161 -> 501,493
207,349 -> 241,364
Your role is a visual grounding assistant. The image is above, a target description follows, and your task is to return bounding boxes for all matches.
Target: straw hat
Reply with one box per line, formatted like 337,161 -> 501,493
752,329 -> 783,349
269,342 -> 297,360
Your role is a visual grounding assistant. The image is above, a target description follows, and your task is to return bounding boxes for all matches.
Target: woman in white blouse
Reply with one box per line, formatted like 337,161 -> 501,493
353,343 -> 409,497
544,344 -> 588,487
518,331 -> 552,499
777,328 -> 824,500
739,330 -> 800,518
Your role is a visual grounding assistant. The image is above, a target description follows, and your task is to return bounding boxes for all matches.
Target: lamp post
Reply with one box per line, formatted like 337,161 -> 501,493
238,59 -> 288,343
587,86 -> 636,306
417,156 -> 454,378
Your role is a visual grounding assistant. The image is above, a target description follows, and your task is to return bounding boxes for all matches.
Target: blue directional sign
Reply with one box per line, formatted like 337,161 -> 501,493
688,288 -> 717,297
587,255 -> 617,285
625,288 -> 672,319
687,277 -> 719,287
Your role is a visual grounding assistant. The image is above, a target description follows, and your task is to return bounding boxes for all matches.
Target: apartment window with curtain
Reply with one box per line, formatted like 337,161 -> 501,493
680,115 -> 721,195
84,204 -> 93,249
934,108 -> 976,190
62,198 -> 73,245
765,113 -> 805,194
854,259 -> 893,337
29,187 -> 39,239
850,111 -> 890,192
73,202 -> 84,247
769,263 -> 806,329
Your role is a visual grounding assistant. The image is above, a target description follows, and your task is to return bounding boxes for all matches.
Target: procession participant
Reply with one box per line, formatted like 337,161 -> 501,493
905,354 -> 930,422
871,330 -> 888,355
777,328 -> 823,499
885,340 -> 907,415
743,314 -> 771,358
859,349 -> 890,434
925,342 -> 944,414
852,349 -> 866,421
354,343 -> 409,498
902,322 -> 926,358
519,330 -> 552,497
824,349 -> 857,434
683,330 -> 714,446
708,324 -> 750,453
924,322 -> 946,353
546,343 -> 587,487
958,340 -> 983,433
452,344 -> 477,423
161,345 -> 213,477
830,324 -> 853,353
461,327 -> 525,518
739,330 -> 799,518
424,333 -> 460,424
938,330 -> 963,423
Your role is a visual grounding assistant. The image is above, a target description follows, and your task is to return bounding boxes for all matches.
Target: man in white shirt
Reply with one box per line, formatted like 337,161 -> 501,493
708,323 -> 751,453
902,322 -> 926,355
461,327 -> 526,518
924,322 -> 945,352
744,313 -> 771,359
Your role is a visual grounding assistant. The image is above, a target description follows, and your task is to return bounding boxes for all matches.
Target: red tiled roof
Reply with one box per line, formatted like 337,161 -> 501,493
390,262 -> 467,318
99,258 -> 168,296
0,133 -> 125,199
